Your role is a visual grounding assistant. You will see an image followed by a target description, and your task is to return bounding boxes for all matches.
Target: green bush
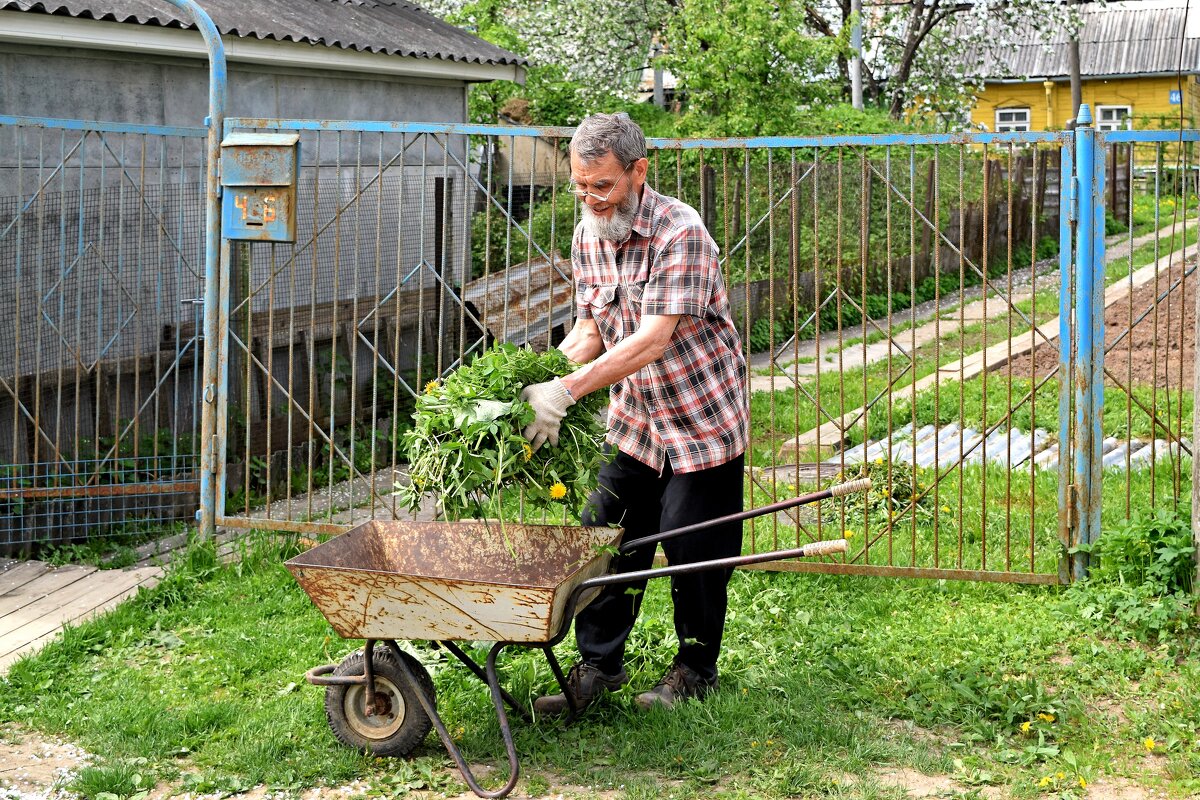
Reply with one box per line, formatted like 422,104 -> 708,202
1088,506 -> 1194,594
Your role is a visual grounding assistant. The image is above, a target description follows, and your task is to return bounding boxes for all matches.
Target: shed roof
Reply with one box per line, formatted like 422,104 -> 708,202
0,0 -> 525,69
974,0 -> 1200,80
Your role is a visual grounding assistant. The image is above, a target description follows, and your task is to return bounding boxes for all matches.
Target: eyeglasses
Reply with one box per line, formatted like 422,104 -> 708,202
567,163 -> 632,202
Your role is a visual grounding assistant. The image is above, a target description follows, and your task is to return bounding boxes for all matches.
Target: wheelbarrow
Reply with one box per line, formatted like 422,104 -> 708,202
285,478 -> 870,799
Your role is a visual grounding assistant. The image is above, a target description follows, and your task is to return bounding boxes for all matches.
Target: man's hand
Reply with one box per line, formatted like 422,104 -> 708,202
519,378 -> 575,451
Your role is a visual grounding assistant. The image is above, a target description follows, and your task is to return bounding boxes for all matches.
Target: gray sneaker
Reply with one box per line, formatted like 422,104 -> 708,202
634,661 -> 718,711
533,662 -> 628,717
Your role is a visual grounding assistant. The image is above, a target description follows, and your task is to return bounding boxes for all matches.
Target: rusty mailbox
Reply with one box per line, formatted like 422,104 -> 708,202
220,132 -> 300,242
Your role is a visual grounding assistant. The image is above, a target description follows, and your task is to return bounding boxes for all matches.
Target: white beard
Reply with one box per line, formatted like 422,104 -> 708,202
581,189 -> 639,242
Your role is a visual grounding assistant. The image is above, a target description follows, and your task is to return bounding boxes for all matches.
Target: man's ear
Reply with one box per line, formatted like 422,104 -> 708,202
632,157 -> 650,185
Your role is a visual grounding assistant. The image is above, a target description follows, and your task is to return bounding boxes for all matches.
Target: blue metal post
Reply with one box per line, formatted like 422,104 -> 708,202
1072,105 -> 1106,580
1057,139 -> 1074,584
162,0 -> 227,540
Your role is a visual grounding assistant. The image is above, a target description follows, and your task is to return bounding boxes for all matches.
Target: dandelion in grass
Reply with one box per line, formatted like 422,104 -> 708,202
843,529 -> 855,540
1079,777 -> 1087,789
424,379 -> 439,394
549,482 -> 568,500
522,443 -> 533,461
1037,712 -> 1055,723
1020,721 -> 1032,733
1144,737 -> 1156,751
1038,776 -> 1052,788
941,505 -> 951,514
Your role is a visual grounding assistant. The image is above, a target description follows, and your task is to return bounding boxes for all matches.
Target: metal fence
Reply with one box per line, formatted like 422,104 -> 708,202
210,117 -> 1092,584
3,111 -> 1195,583
0,116 -> 208,550
1096,130 -> 1197,529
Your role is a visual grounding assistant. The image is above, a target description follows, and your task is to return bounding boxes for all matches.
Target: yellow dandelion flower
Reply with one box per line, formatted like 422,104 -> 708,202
1079,777 -> 1087,789
1020,721 -> 1032,733
522,443 -> 533,461
1144,737 -> 1156,751
873,457 -> 884,465
424,379 -> 439,394
843,529 -> 855,539
1038,776 -> 1051,788
549,481 -> 567,500
751,741 -> 759,748
1055,772 -> 1065,780
940,505 -> 951,514
1037,712 -> 1055,723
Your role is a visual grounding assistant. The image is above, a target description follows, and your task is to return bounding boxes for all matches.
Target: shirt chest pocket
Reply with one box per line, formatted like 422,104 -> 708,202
580,280 -> 647,342
579,283 -> 620,340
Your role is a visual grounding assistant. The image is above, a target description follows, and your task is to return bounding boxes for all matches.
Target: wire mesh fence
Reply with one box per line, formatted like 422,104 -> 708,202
0,117 -> 208,551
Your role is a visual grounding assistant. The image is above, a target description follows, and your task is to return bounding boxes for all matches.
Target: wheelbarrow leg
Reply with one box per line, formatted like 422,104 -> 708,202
384,640 -> 521,800
438,641 -> 531,723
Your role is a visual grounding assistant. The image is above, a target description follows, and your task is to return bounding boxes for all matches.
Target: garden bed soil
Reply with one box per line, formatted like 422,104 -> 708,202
1004,263 -> 1195,388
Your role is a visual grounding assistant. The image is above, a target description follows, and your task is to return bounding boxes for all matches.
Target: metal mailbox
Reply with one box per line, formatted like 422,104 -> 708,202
220,132 -> 300,242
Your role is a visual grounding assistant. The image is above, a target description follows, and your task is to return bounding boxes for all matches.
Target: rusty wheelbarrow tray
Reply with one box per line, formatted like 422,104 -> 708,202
286,478 -> 870,799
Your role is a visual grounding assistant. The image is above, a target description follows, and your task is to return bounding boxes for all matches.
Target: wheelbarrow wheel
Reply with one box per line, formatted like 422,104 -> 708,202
325,647 -> 435,758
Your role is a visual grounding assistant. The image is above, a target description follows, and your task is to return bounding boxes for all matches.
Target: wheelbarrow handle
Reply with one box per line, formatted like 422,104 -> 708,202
617,477 -> 871,554
543,535 -> 851,648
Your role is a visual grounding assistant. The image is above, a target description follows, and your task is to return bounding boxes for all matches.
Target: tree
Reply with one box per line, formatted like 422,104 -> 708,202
795,0 -> 1083,123
420,0 -> 668,123
659,0 -> 850,135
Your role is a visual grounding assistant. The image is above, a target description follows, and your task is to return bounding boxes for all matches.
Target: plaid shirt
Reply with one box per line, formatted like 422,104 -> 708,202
572,184 -> 748,474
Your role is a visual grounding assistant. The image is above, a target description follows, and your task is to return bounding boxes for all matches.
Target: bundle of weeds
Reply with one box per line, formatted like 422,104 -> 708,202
397,343 -> 608,520
838,459 -> 936,524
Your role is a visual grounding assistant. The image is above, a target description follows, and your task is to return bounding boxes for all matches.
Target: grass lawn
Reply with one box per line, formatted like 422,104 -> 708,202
2,201 -> 1197,800
2,523 -> 1197,800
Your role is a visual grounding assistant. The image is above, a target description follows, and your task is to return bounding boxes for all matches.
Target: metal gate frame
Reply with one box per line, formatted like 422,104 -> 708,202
192,107 -> 1196,586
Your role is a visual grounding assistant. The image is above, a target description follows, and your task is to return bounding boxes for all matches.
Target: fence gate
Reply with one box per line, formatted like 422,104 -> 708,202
193,112 -> 1195,585
1093,128 -> 1199,555
0,116 -> 209,551
210,119 -> 576,535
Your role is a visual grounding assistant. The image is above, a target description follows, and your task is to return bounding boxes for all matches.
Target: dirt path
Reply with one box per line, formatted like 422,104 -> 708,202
1006,260 -> 1195,388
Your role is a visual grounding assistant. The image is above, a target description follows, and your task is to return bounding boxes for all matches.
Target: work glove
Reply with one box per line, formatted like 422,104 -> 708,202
519,378 -> 575,451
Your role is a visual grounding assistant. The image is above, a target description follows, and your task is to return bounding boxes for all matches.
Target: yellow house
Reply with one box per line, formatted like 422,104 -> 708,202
971,0 -> 1200,132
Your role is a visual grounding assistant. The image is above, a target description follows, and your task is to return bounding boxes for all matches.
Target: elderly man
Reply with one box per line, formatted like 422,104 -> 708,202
519,112 -> 749,713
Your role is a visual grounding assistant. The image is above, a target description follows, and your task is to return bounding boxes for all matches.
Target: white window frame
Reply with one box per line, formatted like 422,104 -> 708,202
994,107 -> 1031,132
1097,104 -> 1133,131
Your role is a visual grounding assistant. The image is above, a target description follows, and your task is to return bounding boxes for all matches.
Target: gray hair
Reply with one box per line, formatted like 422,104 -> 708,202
570,112 -> 646,167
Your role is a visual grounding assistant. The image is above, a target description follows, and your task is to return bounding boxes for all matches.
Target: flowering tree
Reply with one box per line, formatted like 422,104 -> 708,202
420,0 -> 1079,129
808,0 -> 1081,122
420,0 -> 668,123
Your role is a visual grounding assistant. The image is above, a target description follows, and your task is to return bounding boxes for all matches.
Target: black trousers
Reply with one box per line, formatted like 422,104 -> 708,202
576,450 -> 745,684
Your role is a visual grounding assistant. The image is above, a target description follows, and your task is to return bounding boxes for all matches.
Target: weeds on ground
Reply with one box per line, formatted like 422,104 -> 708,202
1066,504 -> 1196,643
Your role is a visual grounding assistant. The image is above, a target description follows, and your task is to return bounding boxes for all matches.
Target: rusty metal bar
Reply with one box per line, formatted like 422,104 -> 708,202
0,482 -> 199,500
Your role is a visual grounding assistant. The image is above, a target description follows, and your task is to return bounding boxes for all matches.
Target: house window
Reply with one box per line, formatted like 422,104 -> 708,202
1097,105 -> 1132,131
995,107 -> 1031,132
